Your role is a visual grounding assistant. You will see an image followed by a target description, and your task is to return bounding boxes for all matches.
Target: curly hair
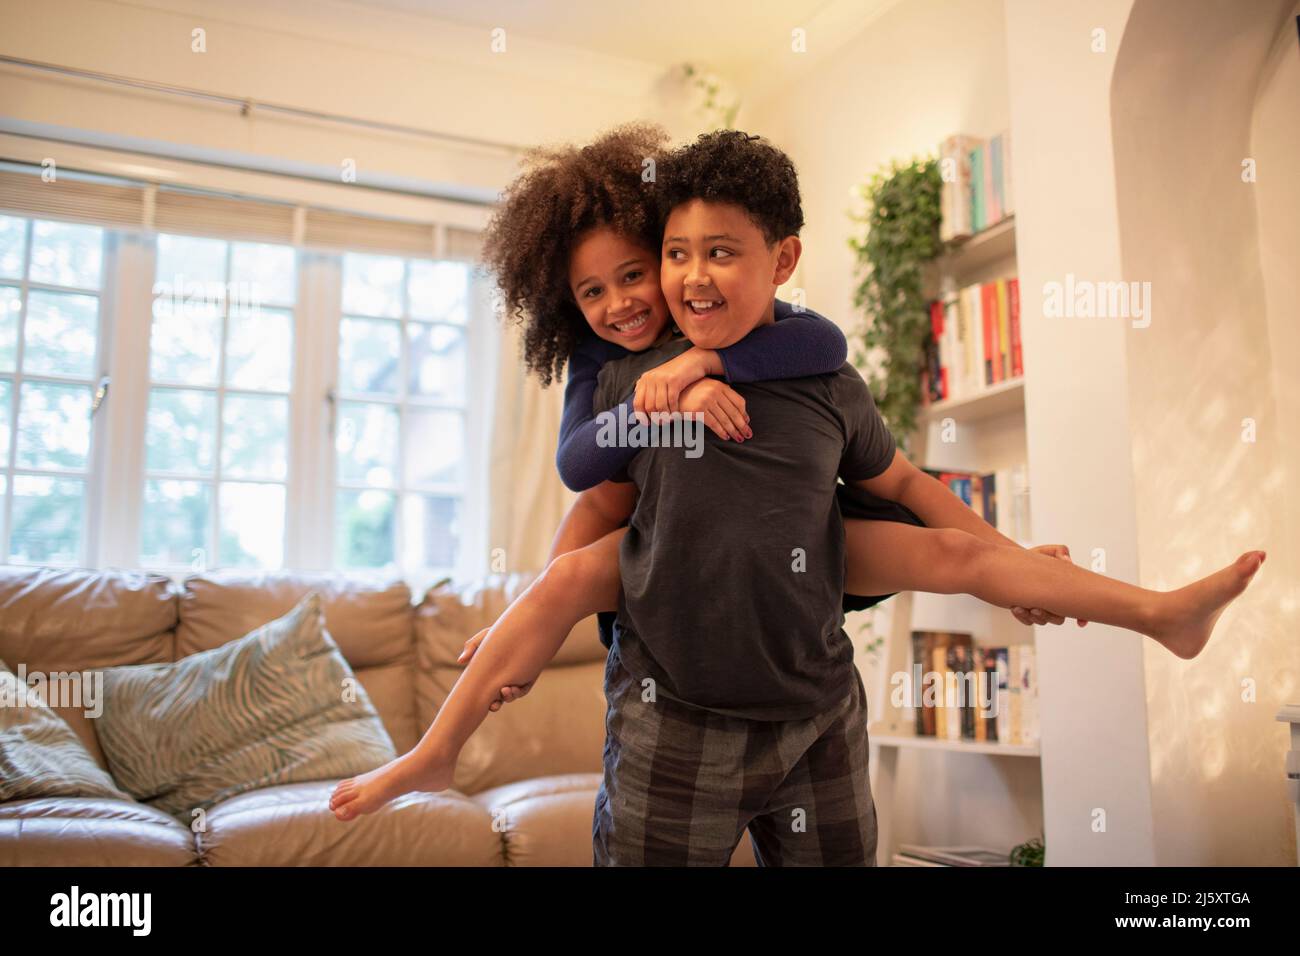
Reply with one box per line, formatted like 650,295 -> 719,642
479,122 -> 671,387
656,129 -> 804,245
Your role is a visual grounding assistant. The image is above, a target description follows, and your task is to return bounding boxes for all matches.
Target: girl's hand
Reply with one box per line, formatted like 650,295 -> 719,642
633,347 -> 719,419
678,378 -> 752,442
456,627 -> 535,712
1010,544 -> 1089,628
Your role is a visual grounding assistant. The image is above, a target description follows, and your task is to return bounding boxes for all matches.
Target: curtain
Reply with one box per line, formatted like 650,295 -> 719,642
486,318 -> 577,574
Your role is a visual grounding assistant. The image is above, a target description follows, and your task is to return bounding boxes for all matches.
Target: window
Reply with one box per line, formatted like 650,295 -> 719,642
0,215 -> 105,565
0,171 -> 488,586
335,253 -> 469,578
141,234 -> 297,571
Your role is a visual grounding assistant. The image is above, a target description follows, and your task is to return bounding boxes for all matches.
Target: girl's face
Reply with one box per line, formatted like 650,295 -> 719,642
567,226 -> 671,351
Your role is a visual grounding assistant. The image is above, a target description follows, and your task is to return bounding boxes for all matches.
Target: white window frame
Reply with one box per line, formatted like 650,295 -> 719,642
82,229 -> 490,592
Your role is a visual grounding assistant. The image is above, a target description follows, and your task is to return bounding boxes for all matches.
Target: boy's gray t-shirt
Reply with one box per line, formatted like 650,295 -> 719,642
593,333 -> 897,721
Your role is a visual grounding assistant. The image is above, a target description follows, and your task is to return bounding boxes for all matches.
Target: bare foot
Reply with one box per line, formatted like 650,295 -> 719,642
1148,551 -> 1265,659
329,750 -> 455,822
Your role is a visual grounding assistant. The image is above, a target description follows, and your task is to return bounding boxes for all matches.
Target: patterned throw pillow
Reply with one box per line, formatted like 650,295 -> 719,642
0,658 -> 133,804
95,592 -> 396,822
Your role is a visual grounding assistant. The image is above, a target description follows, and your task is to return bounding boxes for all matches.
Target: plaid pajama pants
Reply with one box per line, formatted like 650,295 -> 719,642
592,642 -> 878,866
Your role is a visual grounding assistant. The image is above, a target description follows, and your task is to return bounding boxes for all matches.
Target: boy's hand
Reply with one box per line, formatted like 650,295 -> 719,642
633,347 -> 721,418
678,378 -> 752,442
1010,544 -> 1089,628
456,627 -> 535,711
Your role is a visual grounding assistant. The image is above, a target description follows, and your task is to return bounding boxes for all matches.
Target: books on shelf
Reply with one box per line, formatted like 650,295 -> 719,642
921,277 -> 1022,404
921,466 -> 1030,542
940,130 -> 1015,242
895,845 -> 1012,867
908,630 -> 1039,747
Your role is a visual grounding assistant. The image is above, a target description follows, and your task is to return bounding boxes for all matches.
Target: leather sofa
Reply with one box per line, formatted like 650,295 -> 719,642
0,564 -> 757,866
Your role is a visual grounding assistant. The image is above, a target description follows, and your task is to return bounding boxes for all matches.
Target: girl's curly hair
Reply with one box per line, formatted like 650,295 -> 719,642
480,122 -> 671,387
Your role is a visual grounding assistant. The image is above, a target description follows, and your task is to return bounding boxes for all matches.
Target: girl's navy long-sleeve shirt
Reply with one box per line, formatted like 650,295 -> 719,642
555,299 -> 848,492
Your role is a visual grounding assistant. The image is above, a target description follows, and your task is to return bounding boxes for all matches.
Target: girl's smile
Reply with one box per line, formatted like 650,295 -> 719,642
568,226 -> 672,350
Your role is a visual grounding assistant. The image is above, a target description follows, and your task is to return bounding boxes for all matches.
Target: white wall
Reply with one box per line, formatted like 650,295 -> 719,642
744,0 -> 1011,341
1111,0 -> 1299,866
0,0 -> 699,202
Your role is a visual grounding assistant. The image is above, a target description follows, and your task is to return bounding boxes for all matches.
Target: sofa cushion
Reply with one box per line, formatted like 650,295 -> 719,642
95,593 -> 396,823
177,569 -> 419,752
0,797 -> 198,866
0,658 -> 133,804
415,574 -> 608,795
197,780 -> 505,866
0,565 -> 178,767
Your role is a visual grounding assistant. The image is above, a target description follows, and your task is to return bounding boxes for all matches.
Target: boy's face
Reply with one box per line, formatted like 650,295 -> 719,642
660,199 -> 801,350
568,227 -> 672,351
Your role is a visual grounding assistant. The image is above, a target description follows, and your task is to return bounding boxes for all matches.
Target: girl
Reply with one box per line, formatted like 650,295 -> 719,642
329,123 -> 1264,821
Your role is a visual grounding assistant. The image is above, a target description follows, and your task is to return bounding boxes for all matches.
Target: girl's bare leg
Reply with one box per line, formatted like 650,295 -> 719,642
330,527 -> 626,821
844,520 -> 1264,660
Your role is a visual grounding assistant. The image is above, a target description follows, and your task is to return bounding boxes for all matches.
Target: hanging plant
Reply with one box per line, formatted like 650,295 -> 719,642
847,157 -> 943,453
681,63 -> 741,129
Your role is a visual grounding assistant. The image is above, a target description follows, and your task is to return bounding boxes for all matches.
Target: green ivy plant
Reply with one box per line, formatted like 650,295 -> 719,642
847,157 -> 943,453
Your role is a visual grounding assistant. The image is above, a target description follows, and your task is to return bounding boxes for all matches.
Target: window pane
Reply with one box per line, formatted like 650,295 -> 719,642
140,479 -> 210,566
156,234 -> 226,289
408,260 -> 468,323
407,323 -> 465,402
404,409 -> 464,486
0,285 -> 19,372
230,242 -> 296,306
146,388 -> 216,474
227,306 -> 292,391
10,474 -> 82,564
336,402 -> 398,486
29,221 -> 102,289
23,290 -> 98,378
339,317 -> 400,395
336,488 -> 395,569
222,394 -> 288,480
219,481 -> 284,568
16,381 -> 91,469
150,297 -> 221,385
0,216 -> 25,280
342,253 -> 403,318
0,379 -> 10,454
402,493 -> 459,570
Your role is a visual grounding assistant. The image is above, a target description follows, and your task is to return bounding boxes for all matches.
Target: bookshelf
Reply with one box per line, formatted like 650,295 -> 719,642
868,213 -> 1042,865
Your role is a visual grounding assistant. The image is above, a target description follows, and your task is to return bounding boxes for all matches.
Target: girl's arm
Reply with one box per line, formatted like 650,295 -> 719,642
555,334 -> 640,492
631,300 -> 847,415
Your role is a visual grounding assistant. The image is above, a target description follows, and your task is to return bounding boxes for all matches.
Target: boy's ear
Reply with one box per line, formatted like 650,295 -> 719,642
772,235 -> 802,287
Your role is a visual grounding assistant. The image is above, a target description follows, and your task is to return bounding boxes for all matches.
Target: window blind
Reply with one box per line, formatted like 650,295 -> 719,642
0,162 -> 484,259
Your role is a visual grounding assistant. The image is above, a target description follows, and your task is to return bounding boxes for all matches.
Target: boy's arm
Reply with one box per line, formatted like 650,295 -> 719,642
852,451 -> 1021,548
547,480 -> 636,562
556,340 -> 641,492
836,365 -> 1020,549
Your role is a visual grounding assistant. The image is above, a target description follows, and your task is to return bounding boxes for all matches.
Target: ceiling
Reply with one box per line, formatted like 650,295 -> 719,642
339,0 -> 901,81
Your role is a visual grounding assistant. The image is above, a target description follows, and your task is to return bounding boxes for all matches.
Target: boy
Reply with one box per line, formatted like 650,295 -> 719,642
590,131 -> 891,865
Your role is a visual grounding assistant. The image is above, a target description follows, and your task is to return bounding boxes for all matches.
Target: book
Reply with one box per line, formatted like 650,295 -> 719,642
896,844 -> 1012,867
939,134 -> 980,242
1008,277 -> 1023,377
996,279 -> 1011,381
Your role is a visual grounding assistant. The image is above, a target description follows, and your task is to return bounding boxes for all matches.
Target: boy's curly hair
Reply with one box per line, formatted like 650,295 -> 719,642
480,122 -> 671,387
657,130 -> 804,245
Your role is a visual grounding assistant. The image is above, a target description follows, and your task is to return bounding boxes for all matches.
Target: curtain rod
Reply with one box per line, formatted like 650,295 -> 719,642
0,54 -> 527,156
